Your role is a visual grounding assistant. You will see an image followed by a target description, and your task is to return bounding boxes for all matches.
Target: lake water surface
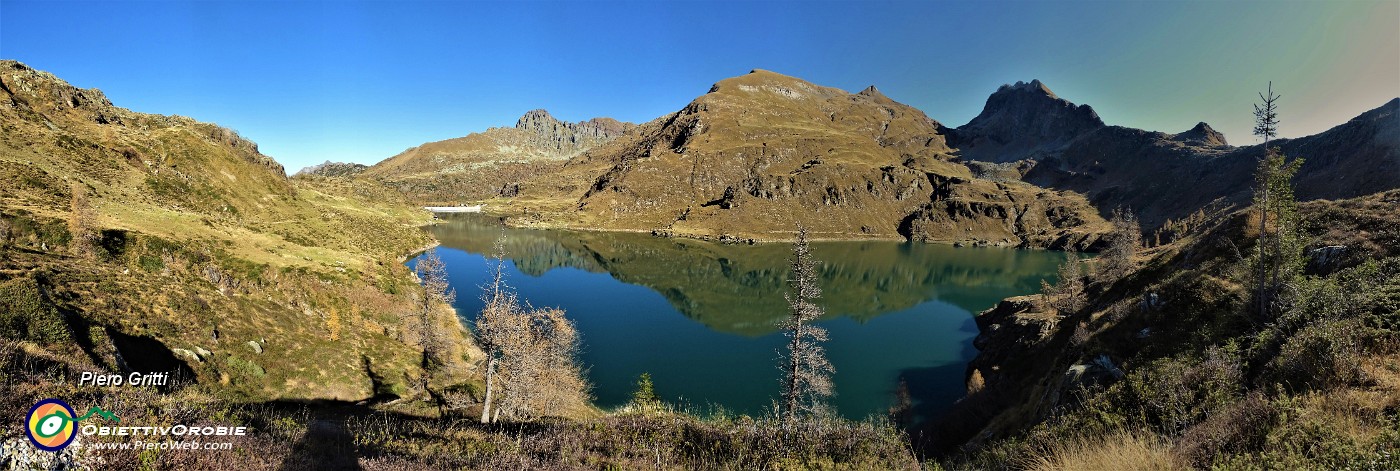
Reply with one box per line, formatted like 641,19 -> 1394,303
411,214 -> 1068,422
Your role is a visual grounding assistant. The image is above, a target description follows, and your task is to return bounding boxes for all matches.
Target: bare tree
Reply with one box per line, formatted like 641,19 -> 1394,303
415,249 -> 455,393
476,240 -> 514,423
780,224 -> 833,422
1098,208 -> 1142,281
68,183 -> 98,257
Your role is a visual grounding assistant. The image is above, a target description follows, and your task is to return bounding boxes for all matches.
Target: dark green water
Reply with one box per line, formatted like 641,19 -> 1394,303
411,213 -> 1068,421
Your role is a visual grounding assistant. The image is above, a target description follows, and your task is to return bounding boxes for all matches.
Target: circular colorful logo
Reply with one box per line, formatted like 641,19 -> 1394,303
25,398 -> 77,452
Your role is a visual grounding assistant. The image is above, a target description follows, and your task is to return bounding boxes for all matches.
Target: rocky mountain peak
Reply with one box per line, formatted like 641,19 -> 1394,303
1173,121 -> 1229,147
1000,79 -> 1057,98
513,108 -> 635,141
952,79 -> 1105,163
515,109 -> 560,129
858,85 -> 884,97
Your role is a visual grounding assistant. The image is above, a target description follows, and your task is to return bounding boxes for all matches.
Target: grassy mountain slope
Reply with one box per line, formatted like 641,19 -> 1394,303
0,60 -> 475,401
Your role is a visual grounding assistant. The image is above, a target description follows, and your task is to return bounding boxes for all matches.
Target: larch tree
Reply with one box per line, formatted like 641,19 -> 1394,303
415,249 -> 455,392
1042,250 -> 1086,314
476,239 -> 515,423
475,238 -> 589,423
68,182 -> 97,257
780,224 -> 833,423
1098,208 -> 1142,281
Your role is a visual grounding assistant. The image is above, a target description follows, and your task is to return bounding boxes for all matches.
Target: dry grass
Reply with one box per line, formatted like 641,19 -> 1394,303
1022,431 -> 1182,471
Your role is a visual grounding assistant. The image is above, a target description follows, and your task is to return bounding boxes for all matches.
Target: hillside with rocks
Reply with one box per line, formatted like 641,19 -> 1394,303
363,109 -> 634,204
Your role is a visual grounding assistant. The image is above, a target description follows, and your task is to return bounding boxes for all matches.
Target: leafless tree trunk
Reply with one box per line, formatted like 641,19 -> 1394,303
477,240 -> 512,423
780,224 -> 833,422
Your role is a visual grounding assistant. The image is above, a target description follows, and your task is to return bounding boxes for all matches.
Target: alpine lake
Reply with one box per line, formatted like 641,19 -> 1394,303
410,213 -> 1070,423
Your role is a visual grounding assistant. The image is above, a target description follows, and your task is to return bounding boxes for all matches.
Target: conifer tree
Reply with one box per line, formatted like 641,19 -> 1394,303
1250,83 -> 1306,322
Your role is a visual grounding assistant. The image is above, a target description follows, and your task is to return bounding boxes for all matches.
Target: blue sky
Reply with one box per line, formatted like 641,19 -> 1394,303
2,1 -> 1396,173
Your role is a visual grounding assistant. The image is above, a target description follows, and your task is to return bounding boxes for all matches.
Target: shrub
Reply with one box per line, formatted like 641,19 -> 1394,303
1265,318 -> 1375,392
1173,393 -> 1276,467
0,276 -> 70,344
1128,346 -> 1242,434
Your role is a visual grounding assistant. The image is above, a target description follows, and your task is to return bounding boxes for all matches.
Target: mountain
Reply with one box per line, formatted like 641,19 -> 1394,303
1022,98 -> 1400,230
949,80 -> 1105,163
501,70 -> 1109,248
0,60 -> 474,401
362,109 -> 634,204
1172,121 -> 1229,147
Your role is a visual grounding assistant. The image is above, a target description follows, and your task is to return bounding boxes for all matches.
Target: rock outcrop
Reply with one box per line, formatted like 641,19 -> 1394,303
294,161 -> 369,178
1,60 -> 286,177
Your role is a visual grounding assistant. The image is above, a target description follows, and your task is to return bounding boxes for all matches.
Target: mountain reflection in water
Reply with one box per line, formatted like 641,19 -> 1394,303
416,213 -> 1069,420
426,213 -> 1065,336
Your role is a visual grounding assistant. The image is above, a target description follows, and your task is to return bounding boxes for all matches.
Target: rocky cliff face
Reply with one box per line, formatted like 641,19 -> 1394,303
950,80 -> 1105,163
515,109 -> 632,151
502,70 -> 1108,247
